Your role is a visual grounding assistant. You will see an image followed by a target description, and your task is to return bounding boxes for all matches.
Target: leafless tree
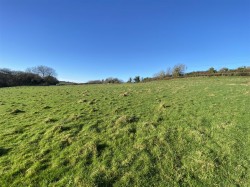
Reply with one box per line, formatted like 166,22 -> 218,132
219,67 -> 229,73
154,70 -> 166,79
26,65 -> 57,78
172,64 -> 187,77
166,67 -> 172,77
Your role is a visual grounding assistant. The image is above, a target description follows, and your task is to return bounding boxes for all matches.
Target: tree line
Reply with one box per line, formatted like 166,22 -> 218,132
86,76 -> 144,84
85,64 -> 187,84
86,77 -> 123,84
125,64 -> 187,83
1,64 -> 249,87
0,65 -> 59,87
186,66 -> 250,77
140,64 -> 250,83
87,65 -> 250,84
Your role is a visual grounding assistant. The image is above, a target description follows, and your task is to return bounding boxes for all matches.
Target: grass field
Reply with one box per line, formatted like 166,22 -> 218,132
0,77 -> 249,186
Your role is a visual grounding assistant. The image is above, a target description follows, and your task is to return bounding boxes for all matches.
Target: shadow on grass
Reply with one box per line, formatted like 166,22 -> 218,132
10,109 -> 25,115
0,147 -> 11,156
96,143 -> 108,157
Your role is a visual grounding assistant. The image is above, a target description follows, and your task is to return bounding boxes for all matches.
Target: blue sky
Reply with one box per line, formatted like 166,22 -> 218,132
0,0 -> 249,82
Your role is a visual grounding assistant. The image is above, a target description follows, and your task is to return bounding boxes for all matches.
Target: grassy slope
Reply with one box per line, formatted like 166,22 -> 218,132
0,77 -> 249,186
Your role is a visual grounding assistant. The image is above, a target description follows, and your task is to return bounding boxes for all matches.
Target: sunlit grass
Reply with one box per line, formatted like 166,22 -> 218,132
0,77 -> 249,186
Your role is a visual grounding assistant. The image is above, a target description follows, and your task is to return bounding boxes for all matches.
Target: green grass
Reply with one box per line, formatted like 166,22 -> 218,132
0,77 -> 249,186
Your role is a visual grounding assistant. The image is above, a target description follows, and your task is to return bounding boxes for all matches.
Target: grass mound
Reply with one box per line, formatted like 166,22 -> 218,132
115,115 -> 138,126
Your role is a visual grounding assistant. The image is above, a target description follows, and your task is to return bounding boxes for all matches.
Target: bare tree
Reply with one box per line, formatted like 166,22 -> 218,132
0,68 -> 12,75
154,70 -> 166,79
166,67 -> 172,77
219,67 -> 229,73
172,64 -> 187,77
26,65 -> 57,78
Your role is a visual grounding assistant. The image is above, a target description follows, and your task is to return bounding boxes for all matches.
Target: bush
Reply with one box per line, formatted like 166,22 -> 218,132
43,76 -> 59,85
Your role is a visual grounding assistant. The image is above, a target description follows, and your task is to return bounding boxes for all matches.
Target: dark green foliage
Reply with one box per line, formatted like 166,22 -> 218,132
134,76 -> 141,83
87,77 -> 123,84
0,68 -> 58,87
127,77 -> 133,83
104,77 -> 123,84
43,76 -> 59,85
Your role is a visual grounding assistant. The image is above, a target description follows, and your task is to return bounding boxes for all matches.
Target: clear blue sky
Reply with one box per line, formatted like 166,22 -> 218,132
0,0 -> 249,82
